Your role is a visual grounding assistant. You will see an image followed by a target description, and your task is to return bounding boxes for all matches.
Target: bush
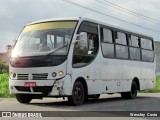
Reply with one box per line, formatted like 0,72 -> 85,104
0,58 -> 9,73
0,73 -> 14,97
153,76 -> 160,91
141,76 -> 160,93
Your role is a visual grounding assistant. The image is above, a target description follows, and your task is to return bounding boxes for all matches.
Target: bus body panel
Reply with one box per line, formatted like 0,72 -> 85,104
140,62 -> 155,90
100,56 -> 123,93
71,52 -> 101,95
121,60 -> 141,92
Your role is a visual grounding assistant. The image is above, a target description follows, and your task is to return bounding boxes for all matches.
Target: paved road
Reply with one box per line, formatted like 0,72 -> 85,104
0,93 -> 160,120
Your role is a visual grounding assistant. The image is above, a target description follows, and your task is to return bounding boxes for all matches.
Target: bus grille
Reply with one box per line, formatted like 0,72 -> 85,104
15,86 -> 31,92
17,74 -> 29,80
32,86 -> 52,93
32,73 -> 48,80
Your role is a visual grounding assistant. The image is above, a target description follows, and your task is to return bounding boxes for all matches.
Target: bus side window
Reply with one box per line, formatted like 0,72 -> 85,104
115,32 -> 128,59
73,21 -> 98,67
129,35 -> 141,61
101,28 -> 114,58
141,38 -> 154,62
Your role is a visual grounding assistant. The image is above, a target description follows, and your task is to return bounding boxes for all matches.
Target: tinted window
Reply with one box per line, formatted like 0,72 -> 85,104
142,50 -> 154,62
102,43 -> 114,58
130,47 -> 140,60
141,38 -> 152,50
115,32 -> 127,45
73,22 -> 99,67
101,28 -> 114,58
129,35 -> 139,47
116,45 -> 128,59
78,21 -> 98,34
102,29 -> 113,43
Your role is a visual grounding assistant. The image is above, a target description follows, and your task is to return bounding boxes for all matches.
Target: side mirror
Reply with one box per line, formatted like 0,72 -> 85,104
76,32 -> 87,40
6,39 -> 17,52
6,45 -> 12,51
73,32 -> 88,48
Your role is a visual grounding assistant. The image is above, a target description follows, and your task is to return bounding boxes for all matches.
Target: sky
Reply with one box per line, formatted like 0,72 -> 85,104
0,0 -> 160,53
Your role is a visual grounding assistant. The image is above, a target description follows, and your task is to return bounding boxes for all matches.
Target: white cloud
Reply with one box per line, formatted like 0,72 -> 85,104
0,0 -> 160,52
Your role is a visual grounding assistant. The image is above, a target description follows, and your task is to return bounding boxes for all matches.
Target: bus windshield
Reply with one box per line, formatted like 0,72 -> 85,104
12,21 -> 77,57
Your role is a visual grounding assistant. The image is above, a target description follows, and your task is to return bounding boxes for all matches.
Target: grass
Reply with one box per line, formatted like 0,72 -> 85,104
142,76 -> 160,93
0,73 -> 14,98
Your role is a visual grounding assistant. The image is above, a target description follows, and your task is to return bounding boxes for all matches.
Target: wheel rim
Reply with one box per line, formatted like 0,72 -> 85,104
74,85 -> 83,102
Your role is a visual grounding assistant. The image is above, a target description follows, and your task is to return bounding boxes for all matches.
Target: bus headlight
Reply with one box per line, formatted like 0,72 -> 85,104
13,73 -> 16,78
59,71 -> 64,76
10,72 -> 16,79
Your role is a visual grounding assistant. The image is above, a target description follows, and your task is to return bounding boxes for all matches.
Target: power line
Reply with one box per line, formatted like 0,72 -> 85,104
81,0 -> 160,27
93,0 -> 158,26
78,0 -> 160,26
102,0 -> 160,23
62,0 -> 160,33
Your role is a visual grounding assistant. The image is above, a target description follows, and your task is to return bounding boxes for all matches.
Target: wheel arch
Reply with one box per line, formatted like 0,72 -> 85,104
132,77 -> 140,91
74,77 -> 88,96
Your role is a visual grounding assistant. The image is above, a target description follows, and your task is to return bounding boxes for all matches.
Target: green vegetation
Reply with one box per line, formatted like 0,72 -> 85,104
0,73 -> 14,97
0,58 -> 14,97
142,76 -> 160,93
0,58 -> 8,74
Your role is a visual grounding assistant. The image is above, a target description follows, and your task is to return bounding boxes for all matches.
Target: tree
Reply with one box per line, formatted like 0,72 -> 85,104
0,58 -> 9,74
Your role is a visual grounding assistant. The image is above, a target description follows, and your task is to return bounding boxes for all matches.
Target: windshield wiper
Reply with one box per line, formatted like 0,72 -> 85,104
45,45 -> 67,56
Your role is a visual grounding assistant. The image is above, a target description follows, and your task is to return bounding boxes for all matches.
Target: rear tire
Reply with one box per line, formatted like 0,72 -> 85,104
121,81 -> 137,99
68,81 -> 85,106
16,94 -> 32,103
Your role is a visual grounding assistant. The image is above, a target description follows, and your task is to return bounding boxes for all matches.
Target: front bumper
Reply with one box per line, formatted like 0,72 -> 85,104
9,75 -> 72,96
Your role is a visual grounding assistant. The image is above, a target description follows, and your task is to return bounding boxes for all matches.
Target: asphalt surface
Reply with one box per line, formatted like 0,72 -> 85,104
0,93 -> 160,120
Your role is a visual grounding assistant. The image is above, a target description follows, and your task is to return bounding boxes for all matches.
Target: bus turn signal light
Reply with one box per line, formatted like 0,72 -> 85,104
59,71 -> 64,76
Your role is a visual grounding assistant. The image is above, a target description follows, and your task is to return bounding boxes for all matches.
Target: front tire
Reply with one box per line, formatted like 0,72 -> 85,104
68,81 -> 85,106
121,81 -> 137,99
16,94 -> 32,103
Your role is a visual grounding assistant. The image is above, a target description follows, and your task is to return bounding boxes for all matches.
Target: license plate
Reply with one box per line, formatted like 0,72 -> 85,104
24,82 -> 36,87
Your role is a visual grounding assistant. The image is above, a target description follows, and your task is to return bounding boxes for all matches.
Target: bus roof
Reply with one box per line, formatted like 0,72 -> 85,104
27,17 -> 80,25
27,17 -> 153,39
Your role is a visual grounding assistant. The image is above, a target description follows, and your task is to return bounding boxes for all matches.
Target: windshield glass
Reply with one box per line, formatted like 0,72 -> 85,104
12,21 -> 77,57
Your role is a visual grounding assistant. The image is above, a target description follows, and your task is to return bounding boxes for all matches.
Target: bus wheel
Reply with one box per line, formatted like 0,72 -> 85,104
121,81 -> 137,99
16,94 -> 32,103
68,81 -> 85,106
